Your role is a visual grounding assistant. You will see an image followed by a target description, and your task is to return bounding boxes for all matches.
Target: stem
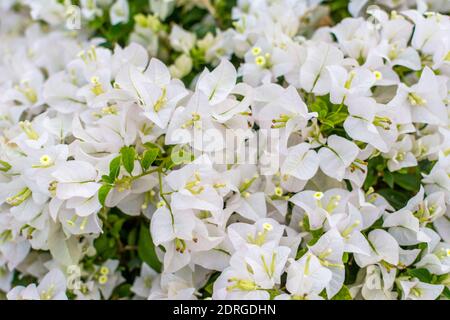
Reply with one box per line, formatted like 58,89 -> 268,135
133,167 -> 160,180
157,167 -> 174,225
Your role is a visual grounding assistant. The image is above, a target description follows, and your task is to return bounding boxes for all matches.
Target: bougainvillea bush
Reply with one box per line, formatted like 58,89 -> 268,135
0,0 -> 449,300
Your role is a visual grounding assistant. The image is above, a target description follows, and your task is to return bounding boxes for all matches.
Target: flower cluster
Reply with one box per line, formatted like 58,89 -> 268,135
0,0 -> 449,300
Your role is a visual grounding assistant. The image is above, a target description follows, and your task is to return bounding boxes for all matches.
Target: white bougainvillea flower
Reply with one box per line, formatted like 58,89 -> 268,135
196,59 -> 237,105
57,208 -> 102,235
212,245 -> 289,300
51,161 -> 100,202
299,41 -> 344,95
22,145 -> 69,195
227,218 -> 285,251
0,234 -> 31,270
308,229 -> 345,298
105,163 -> 158,215
404,186 -> 446,225
143,59 -> 188,127
332,17 -> 378,61
110,0 -> 130,25
149,268 -> 197,300
318,135 -> 360,181
349,189 -> 390,229
131,263 -> 158,299
243,245 -> 291,288
111,43 -> 149,76
335,204 -> 371,255
280,143 -> 319,181
383,209 -> 431,245
165,92 -> 218,150
384,187 -> 446,245
0,177 -> 47,222
344,96 -> 398,153
358,264 -> 398,300
152,206 -> 223,273
290,189 -> 351,230
113,59 -> 188,129
376,39 -> 421,71
383,135 -> 418,172
93,260 -> 125,300
326,66 -> 376,104
169,25 -> 196,54
399,279 -> 444,300
7,269 -> 67,300
422,152 -> 450,198
406,11 -> 448,57
43,72 -> 86,114
3,68 -> 45,111
354,229 -> 400,268
256,85 -> 314,138
226,191 -> 267,222
415,240 -> 450,275
388,67 -> 448,126
150,207 -> 196,247
212,267 -> 270,300
276,254 -> 332,300
164,155 -> 223,212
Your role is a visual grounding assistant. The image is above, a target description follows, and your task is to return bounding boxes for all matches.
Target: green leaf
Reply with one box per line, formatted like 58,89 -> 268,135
0,160 -> 11,172
143,141 -> 162,151
320,118 -> 335,128
11,273 -> 37,288
383,170 -> 394,188
295,247 -> 308,260
319,285 -> 352,300
326,111 -> 348,125
138,224 -> 161,273
419,159 -> 434,175
331,285 -> 352,300
302,215 -> 311,232
111,218 -> 126,239
179,6 -> 207,27
94,233 -> 109,253
407,268 -> 432,283
113,283 -> 132,299
200,272 -> 220,298
393,172 -> 420,192
94,233 -> 117,260
377,188 -> 410,210
127,227 -> 138,247
98,184 -> 112,206
363,171 -> 378,190
141,148 -> 159,171
109,155 -> 122,180
343,252 -> 349,263
308,228 -> 324,246
120,146 -> 136,174
101,174 -> 113,184
311,227 -> 324,239
310,99 -> 328,115
442,287 -> 450,299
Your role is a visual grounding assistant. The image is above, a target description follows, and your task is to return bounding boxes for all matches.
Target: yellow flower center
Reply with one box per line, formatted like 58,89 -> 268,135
251,47 -> 262,56
373,70 -> 382,80
98,275 -> 108,285
90,76 -> 104,96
